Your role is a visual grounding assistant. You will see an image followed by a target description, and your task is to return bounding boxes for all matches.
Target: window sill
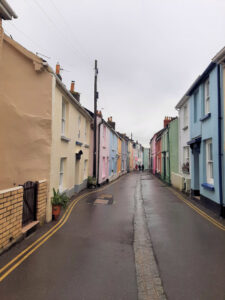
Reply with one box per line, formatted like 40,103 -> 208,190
201,182 -> 214,191
200,113 -> 211,122
76,141 -> 83,146
61,136 -> 70,143
182,125 -> 188,131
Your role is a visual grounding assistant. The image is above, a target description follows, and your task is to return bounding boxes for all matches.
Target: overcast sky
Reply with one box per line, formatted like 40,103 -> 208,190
3,0 -> 225,146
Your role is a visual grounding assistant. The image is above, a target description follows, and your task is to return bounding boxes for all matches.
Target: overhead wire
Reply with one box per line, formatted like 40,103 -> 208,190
31,0 -> 93,66
49,0 -> 92,63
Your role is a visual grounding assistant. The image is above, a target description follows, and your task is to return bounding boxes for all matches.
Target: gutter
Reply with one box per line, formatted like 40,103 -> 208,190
217,65 -> 224,217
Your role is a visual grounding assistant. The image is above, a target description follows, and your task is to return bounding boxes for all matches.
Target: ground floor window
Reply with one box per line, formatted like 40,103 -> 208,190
205,139 -> 214,184
59,157 -> 66,192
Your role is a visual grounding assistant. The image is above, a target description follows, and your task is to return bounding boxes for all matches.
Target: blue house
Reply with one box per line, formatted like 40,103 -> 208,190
187,61 -> 225,217
107,117 -> 118,181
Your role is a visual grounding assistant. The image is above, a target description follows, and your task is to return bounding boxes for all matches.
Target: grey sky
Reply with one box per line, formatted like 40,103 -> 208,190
3,0 -> 225,146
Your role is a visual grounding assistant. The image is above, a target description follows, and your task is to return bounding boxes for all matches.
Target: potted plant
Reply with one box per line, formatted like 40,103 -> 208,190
87,176 -> 97,188
51,188 -> 69,220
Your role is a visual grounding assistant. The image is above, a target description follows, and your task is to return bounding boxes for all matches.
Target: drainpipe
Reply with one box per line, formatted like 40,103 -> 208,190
217,65 -> 224,217
97,119 -> 104,185
167,125 -> 171,185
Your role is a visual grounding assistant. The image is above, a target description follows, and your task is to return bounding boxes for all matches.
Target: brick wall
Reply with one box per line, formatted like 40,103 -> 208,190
36,180 -> 47,225
0,186 -> 23,252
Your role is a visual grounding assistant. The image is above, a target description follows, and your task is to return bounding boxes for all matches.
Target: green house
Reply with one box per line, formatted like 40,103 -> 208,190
161,118 -> 179,184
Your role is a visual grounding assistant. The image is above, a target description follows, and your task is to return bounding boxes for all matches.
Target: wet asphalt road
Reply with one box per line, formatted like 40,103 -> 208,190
1,172 -> 225,300
0,174 -> 138,300
142,175 -> 225,300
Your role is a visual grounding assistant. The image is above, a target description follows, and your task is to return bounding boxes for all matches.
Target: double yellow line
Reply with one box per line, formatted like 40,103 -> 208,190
168,187 -> 225,231
0,178 -> 120,282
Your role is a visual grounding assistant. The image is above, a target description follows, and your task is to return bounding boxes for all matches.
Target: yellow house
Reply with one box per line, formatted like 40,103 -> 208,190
48,73 -> 92,221
117,136 -> 122,174
128,140 -> 134,171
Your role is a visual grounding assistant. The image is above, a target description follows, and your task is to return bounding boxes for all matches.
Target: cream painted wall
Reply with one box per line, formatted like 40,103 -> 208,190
47,80 -> 91,221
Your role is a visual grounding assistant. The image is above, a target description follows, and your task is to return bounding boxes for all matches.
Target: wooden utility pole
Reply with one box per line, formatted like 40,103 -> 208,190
93,60 -> 98,178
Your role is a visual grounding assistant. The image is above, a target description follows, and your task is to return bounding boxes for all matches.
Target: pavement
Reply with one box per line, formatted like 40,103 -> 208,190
0,172 -> 225,300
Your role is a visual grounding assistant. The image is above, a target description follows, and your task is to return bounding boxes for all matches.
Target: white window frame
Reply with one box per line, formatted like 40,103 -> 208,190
61,99 -> 66,135
204,78 -> 210,115
206,139 -> 214,185
183,146 -> 189,164
59,158 -> 66,192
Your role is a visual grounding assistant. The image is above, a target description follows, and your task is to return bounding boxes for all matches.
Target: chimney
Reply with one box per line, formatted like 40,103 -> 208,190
70,80 -> 75,93
164,116 -> 173,128
56,63 -> 62,80
107,116 -> 115,130
97,110 -> 102,118
70,80 -> 80,102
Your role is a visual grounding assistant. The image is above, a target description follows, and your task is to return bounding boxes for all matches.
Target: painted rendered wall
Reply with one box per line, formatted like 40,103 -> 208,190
128,141 -> 134,171
150,135 -> 157,174
178,100 -> 191,179
161,129 -> 170,183
189,66 -> 220,204
49,81 -> 91,221
98,123 -> 110,184
109,129 -> 118,180
121,139 -> 128,173
169,118 -> 179,176
117,138 -> 122,174
156,138 -> 162,174
0,35 -> 52,190
143,148 -> 149,170
88,128 -> 94,177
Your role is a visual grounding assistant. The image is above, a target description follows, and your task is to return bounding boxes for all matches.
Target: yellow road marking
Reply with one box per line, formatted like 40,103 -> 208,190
168,187 -> 225,231
0,177 -> 121,282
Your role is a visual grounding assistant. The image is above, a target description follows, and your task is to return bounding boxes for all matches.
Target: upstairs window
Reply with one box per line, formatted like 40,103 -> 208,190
61,99 -> 66,135
206,139 -> 214,184
204,78 -> 210,115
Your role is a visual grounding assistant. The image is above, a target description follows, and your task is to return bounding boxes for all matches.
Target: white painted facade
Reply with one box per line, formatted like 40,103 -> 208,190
176,97 -> 191,192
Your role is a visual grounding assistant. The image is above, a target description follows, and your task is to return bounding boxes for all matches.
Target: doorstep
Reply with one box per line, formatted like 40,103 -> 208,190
22,220 -> 40,237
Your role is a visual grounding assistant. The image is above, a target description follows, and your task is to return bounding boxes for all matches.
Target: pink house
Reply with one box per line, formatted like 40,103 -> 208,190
150,134 -> 157,174
98,119 -> 110,184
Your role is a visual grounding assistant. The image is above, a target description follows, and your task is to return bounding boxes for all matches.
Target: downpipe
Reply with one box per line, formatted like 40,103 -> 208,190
217,65 -> 225,218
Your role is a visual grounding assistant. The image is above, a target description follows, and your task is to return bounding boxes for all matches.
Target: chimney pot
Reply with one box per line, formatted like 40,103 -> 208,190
56,63 -> 60,75
70,81 -> 75,92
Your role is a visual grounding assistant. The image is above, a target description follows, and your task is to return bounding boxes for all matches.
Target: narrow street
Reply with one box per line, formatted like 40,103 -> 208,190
0,172 -> 225,300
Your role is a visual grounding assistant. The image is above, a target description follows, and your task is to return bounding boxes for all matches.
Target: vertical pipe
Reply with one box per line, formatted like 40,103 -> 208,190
93,60 -> 98,178
217,65 -> 224,217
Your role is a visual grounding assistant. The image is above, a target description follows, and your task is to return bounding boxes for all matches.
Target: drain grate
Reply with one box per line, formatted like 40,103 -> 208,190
94,199 -> 109,205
